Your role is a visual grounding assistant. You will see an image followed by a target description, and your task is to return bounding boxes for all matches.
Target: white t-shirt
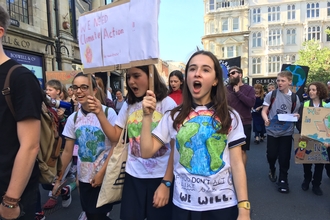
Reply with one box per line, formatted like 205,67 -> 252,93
115,97 -> 177,178
152,106 -> 246,211
62,105 -> 117,183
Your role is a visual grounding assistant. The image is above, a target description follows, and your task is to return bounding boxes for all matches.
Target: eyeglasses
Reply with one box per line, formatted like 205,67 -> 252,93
227,70 -> 240,77
72,84 -> 89,92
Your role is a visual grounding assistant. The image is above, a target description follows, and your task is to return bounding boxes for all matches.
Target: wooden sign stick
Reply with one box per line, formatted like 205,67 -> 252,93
88,73 -> 94,96
149,64 -> 154,92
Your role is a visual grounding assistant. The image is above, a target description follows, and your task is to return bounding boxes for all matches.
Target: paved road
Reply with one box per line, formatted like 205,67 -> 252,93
42,134 -> 330,220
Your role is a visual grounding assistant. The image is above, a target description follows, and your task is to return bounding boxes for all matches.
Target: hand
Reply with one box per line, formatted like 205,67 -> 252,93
143,90 -> 156,116
153,183 -> 170,208
293,113 -> 300,120
237,208 -> 251,220
0,204 -> 20,220
264,119 -> 270,127
52,179 -> 61,196
233,85 -> 240,93
87,96 -> 102,115
90,172 -> 104,188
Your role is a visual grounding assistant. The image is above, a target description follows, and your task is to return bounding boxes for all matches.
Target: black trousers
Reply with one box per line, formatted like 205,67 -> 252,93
267,135 -> 292,182
303,163 -> 324,187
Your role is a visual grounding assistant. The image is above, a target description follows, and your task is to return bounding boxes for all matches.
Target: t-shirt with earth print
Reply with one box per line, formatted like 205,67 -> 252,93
152,106 -> 246,211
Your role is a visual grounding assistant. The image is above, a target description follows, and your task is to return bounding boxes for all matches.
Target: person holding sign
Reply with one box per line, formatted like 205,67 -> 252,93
140,51 -> 250,220
261,71 -> 301,194
87,65 -> 176,220
296,81 -> 328,196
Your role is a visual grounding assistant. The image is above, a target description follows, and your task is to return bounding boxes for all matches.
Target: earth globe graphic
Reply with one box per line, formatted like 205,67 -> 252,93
176,115 -> 227,176
285,65 -> 307,92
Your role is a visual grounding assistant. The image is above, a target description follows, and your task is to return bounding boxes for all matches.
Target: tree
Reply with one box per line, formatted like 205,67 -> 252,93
295,39 -> 330,85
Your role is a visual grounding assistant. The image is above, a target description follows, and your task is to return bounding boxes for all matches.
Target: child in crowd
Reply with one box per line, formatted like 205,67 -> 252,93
252,84 -> 266,144
140,51 -> 250,220
52,73 -> 117,219
261,71 -> 301,193
267,82 -> 276,93
296,82 -> 328,196
87,65 -> 177,220
168,70 -> 184,105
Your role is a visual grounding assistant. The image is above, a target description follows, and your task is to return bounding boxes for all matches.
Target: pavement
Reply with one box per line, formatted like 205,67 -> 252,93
41,132 -> 330,220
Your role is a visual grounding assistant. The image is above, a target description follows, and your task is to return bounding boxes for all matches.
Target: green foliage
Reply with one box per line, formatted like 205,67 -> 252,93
295,39 -> 330,85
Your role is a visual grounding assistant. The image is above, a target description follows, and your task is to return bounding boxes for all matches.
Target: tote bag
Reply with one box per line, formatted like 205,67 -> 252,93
96,126 -> 128,207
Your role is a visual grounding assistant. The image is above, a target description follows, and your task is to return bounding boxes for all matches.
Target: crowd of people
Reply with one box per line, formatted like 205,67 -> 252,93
2,4 -> 330,220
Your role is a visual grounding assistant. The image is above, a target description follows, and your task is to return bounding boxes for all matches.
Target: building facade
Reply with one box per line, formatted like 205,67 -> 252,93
202,0 -> 330,85
202,0 -> 250,77
1,0 -> 123,89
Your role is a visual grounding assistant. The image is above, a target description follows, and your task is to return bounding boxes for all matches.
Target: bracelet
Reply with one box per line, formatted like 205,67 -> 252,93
2,194 -> 20,203
1,201 -> 18,209
238,200 -> 249,204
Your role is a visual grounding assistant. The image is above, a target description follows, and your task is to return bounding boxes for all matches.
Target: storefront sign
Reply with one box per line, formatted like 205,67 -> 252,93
10,18 -> 20,27
2,35 -> 31,49
252,77 -> 277,86
4,49 -> 44,88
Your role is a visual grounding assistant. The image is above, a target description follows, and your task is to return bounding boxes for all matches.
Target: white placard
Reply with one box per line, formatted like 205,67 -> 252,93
102,3 -> 130,66
78,13 -> 103,68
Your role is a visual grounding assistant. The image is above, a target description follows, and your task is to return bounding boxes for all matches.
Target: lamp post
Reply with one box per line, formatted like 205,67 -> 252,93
45,37 -> 69,70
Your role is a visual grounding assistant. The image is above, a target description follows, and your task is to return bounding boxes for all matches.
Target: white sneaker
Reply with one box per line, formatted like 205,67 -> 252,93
61,185 -> 72,208
78,211 -> 87,220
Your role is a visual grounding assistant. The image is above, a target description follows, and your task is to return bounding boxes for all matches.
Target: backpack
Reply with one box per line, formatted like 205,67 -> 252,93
2,65 -> 62,184
268,89 -> 297,115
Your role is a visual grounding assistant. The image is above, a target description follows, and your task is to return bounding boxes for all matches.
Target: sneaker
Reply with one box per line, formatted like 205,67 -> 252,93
35,211 -> 46,220
312,186 -> 323,196
62,185 -> 72,208
278,180 -> 289,193
268,169 -> 277,182
78,211 -> 87,220
301,179 -> 310,191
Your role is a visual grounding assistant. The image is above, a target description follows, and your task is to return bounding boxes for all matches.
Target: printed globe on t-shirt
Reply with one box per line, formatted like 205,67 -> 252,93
176,110 -> 227,176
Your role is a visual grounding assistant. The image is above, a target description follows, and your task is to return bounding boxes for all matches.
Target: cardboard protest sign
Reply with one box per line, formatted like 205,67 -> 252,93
46,70 -> 80,86
78,0 -> 159,74
293,134 -> 330,164
294,107 -> 330,163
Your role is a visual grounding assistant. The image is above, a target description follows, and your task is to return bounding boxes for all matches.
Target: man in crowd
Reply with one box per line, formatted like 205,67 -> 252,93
0,5 -> 42,219
227,66 -> 256,166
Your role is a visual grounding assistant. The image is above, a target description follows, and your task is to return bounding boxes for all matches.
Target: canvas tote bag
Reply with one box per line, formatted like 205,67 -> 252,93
96,125 -> 128,207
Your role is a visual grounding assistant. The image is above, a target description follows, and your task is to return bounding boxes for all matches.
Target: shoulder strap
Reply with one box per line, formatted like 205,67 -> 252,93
2,64 -> 22,117
291,93 -> 297,113
267,90 -> 277,115
73,111 -> 78,124
105,107 -> 109,118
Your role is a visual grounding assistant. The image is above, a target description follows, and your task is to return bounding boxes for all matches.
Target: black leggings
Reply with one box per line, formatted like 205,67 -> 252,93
85,213 -> 111,220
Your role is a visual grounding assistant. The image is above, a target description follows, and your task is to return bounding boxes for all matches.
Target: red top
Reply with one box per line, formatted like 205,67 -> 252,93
169,90 -> 182,105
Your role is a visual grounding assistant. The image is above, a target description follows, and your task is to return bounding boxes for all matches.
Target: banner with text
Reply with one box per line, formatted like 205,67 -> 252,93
78,0 -> 160,72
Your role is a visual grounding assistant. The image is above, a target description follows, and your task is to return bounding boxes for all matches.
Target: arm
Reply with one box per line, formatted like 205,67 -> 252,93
235,87 -> 256,108
52,138 -> 75,195
261,105 -> 270,127
153,139 -> 174,208
140,90 -> 165,158
230,146 -> 250,220
0,118 -> 40,219
87,95 -> 122,142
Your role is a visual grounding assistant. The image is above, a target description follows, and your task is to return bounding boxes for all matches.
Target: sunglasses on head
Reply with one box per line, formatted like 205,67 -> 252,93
227,70 -> 240,77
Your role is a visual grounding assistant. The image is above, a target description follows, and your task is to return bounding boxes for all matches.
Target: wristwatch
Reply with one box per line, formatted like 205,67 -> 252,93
237,201 -> 250,210
161,180 -> 172,188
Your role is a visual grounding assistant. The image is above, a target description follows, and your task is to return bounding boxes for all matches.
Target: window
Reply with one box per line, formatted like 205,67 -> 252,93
291,55 -> 296,63
327,27 -> 330,42
233,17 -> 239,31
328,2 -> 330,16
252,8 -> 261,23
307,3 -> 320,18
286,29 -> 296,45
210,42 -> 215,54
308,26 -> 321,40
287,5 -> 296,20
252,57 -> 261,74
209,0 -> 215,11
268,56 -> 281,73
222,19 -> 228,32
210,20 -> 215,34
268,6 -> 280,22
252,32 -> 262,47
268,29 -> 281,46
227,46 -> 234,57
6,0 -> 29,24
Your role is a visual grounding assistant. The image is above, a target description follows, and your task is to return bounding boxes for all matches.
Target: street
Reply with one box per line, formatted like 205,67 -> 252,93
42,134 -> 330,220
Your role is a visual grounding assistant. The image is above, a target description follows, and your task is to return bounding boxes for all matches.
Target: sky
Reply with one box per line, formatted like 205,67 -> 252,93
158,0 -> 204,63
